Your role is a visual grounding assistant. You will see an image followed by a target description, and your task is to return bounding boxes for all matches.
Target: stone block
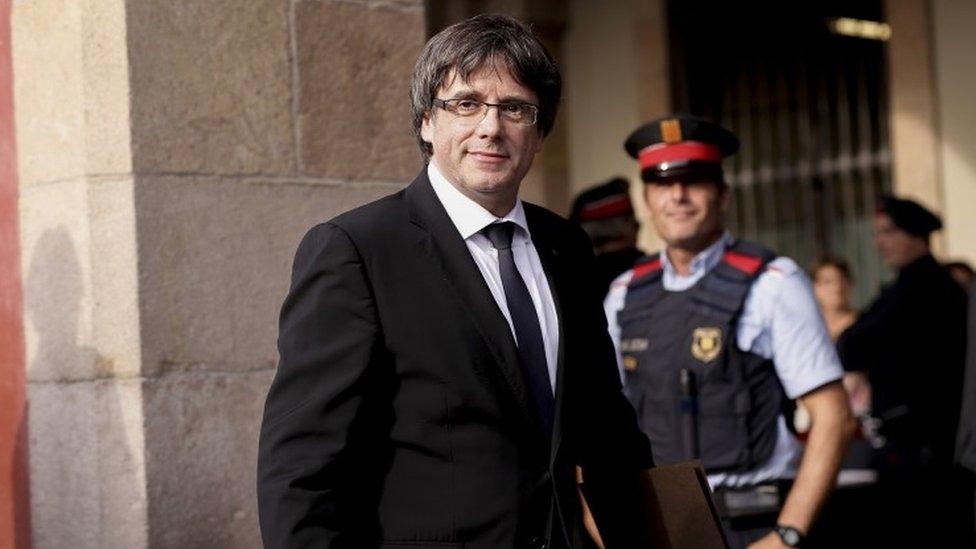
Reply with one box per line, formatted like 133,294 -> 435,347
20,178 -> 142,381
142,369 -> 274,549
88,178 -> 143,378
28,379 -> 148,549
296,1 -> 424,181
134,175 -> 400,375
126,0 -> 294,175
80,0 -> 133,176
11,0 -> 87,185
19,179 -> 97,382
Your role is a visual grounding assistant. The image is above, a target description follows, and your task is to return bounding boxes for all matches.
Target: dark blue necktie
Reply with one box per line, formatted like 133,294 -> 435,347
482,221 -> 554,435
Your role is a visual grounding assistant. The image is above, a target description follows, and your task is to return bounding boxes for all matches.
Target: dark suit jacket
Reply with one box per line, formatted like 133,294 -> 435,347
257,171 -> 652,549
838,254 -> 968,470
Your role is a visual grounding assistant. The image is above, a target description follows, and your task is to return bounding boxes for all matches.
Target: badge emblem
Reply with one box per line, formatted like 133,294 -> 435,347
623,356 -> 638,372
691,327 -> 723,362
621,338 -> 649,353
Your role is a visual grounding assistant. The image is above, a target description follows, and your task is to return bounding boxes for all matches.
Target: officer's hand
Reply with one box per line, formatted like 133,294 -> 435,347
842,371 -> 871,416
747,532 -> 791,549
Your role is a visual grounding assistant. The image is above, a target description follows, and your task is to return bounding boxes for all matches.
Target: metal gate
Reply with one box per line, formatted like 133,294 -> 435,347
668,0 -> 892,305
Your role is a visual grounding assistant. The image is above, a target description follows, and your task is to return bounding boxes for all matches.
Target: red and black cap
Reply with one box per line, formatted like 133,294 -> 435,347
624,115 -> 739,183
876,195 -> 942,237
569,177 -> 633,224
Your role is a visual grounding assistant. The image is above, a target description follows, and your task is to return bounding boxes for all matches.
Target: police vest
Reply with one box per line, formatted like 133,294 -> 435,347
617,240 -> 783,473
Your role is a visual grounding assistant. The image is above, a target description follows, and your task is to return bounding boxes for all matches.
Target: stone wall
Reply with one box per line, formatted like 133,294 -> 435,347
12,0 -> 425,547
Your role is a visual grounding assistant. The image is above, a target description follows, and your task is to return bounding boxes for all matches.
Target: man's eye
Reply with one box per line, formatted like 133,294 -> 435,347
455,100 -> 480,111
501,103 -> 524,114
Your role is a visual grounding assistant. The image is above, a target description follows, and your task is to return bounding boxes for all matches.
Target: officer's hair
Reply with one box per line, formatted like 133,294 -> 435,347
410,14 -> 562,161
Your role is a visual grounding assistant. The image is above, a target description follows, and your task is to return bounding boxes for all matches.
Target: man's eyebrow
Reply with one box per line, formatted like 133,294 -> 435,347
445,89 -> 534,104
497,95 -> 534,104
448,90 -> 480,100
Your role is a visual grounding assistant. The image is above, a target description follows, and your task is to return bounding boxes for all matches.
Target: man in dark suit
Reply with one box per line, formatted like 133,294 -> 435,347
257,14 -> 652,549
838,195 -> 969,547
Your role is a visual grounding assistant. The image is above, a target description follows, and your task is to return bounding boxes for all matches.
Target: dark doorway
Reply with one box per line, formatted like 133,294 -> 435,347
668,0 -> 892,305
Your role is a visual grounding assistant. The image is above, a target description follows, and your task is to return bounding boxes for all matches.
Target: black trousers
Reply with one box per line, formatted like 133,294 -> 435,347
719,514 -> 776,549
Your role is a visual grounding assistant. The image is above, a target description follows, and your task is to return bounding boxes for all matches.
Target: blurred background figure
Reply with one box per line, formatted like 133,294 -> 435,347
569,177 -> 642,297
811,258 -> 871,422
812,258 -> 858,340
837,195 -> 970,547
956,276 -> 976,540
946,260 -> 975,293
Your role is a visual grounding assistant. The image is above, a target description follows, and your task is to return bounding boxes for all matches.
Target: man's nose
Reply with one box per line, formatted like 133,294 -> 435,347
476,105 -> 503,137
667,181 -> 687,201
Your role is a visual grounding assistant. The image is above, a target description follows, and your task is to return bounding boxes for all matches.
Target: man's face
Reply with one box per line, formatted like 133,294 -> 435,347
644,177 -> 729,251
421,64 -> 544,213
873,213 -> 928,269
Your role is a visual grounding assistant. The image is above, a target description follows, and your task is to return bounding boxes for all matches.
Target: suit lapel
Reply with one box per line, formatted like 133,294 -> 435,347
405,171 -> 541,432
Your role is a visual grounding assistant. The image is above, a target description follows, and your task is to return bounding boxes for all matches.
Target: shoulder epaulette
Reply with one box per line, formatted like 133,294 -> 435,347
719,239 -> 777,279
629,253 -> 663,285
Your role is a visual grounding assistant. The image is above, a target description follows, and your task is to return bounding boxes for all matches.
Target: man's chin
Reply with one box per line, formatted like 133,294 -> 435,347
665,232 -> 714,251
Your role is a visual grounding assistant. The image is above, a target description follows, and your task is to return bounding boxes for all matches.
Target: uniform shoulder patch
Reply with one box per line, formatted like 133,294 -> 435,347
722,250 -> 765,275
630,254 -> 663,283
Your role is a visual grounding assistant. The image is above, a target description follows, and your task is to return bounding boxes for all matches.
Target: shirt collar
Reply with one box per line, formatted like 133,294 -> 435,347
660,231 -> 733,282
427,161 -> 529,240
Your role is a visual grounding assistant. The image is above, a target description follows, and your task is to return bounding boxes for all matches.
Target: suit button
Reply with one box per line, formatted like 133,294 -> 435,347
528,536 -> 548,549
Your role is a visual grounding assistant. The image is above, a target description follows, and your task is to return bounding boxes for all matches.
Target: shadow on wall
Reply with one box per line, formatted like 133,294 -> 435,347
24,227 -> 147,549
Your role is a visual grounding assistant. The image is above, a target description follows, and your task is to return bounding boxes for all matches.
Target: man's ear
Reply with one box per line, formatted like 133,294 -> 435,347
719,183 -> 732,212
420,111 -> 434,143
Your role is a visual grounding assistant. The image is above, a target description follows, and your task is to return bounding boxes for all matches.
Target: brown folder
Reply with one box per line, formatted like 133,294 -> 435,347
580,460 -> 729,549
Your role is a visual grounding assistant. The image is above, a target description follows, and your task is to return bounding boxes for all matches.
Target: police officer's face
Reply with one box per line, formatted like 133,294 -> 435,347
421,64 -> 544,216
873,213 -> 929,269
644,178 -> 729,251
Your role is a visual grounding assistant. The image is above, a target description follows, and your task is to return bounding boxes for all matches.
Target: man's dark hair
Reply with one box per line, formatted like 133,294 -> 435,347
410,14 -> 562,160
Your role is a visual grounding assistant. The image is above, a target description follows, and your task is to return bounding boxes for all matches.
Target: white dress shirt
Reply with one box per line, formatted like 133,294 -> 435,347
604,232 -> 843,488
428,162 -> 560,391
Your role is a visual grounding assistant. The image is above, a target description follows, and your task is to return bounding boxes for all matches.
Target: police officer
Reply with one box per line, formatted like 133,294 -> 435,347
605,115 -> 854,548
569,177 -> 642,297
837,196 -> 969,547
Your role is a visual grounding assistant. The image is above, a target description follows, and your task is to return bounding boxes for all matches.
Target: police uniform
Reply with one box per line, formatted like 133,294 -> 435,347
569,177 -> 643,297
607,116 -> 844,547
837,196 -> 970,546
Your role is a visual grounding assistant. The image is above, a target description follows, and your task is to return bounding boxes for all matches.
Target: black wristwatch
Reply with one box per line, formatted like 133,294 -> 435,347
775,524 -> 805,547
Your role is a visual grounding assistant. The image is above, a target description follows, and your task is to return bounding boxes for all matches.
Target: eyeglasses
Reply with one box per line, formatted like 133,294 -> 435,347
433,98 -> 539,126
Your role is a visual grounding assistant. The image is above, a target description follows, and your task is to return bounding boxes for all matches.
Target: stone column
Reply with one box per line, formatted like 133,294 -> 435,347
885,0 -> 944,254
932,0 -> 976,264
0,0 -> 31,546
12,0 -> 425,547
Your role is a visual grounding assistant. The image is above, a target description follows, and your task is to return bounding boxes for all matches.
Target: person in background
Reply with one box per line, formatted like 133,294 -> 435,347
946,260 -> 975,294
955,277 -> 976,540
811,258 -> 858,341
569,177 -> 642,298
808,259 -> 870,424
607,115 -> 854,549
837,195 -> 969,547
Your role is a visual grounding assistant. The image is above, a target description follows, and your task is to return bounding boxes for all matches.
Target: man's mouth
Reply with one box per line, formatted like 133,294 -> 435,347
666,210 -> 697,220
468,150 -> 509,161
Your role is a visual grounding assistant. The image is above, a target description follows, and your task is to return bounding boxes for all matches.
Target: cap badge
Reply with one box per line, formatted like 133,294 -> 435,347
661,119 -> 683,144
623,356 -> 639,372
691,327 -> 723,362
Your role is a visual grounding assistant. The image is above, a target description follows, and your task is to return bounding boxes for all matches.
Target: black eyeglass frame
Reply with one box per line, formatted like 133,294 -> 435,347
432,97 -> 540,126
